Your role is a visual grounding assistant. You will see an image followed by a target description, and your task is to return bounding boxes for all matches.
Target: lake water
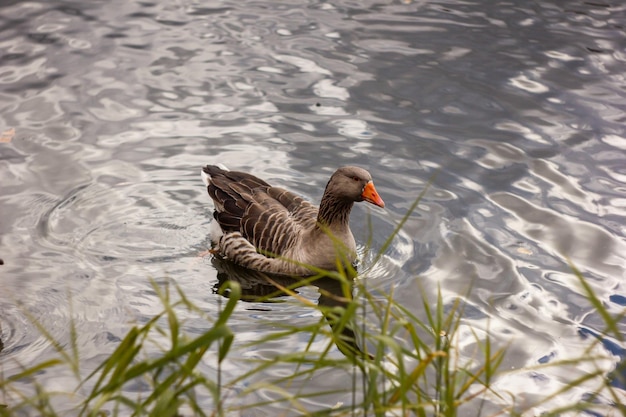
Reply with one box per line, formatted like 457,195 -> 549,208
1,0 -> 625,415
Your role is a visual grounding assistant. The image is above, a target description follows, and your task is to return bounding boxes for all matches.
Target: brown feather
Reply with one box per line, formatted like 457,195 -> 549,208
201,165 -> 384,275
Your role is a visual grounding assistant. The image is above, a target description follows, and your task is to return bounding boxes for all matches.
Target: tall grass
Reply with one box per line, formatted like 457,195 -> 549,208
1,266 -> 624,416
1,198 -> 625,415
0,281 -> 239,417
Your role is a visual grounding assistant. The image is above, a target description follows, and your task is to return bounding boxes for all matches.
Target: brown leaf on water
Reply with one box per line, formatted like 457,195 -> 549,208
0,128 -> 15,143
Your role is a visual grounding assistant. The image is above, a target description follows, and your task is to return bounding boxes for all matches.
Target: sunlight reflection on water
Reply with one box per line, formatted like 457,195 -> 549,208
1,0 -> 625,414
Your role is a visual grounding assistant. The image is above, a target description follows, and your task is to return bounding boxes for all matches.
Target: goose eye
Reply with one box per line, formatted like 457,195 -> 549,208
352,176 -> 360,182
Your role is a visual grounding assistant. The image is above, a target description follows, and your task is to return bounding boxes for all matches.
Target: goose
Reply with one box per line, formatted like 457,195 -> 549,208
201,165 -> 385,276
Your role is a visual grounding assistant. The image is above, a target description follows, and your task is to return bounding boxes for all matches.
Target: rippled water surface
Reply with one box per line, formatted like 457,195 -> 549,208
1,0 -> 625,414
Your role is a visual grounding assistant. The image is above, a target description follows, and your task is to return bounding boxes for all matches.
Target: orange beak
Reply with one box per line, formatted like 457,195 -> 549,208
361,181 -> 385,208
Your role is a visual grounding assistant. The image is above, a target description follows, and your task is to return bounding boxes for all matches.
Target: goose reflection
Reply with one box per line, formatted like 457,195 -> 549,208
211,256 -> 370,360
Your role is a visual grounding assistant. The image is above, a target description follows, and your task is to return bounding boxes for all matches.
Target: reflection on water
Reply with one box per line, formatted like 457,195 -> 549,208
0,0 -> 625,413
212,256 -> 368,360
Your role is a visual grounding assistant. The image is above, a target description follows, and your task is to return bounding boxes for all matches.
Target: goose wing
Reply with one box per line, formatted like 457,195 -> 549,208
203,165 -> 318,257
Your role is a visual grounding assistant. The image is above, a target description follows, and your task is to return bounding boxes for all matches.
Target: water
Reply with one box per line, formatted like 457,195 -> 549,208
1,0 -> 625,414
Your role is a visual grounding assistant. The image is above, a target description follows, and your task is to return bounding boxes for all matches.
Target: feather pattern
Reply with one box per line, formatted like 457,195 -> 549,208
202,165 -> 385,276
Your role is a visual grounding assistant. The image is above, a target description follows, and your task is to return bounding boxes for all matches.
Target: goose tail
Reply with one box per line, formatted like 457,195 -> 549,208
201,164 -> 229,186
201,167 -> 211,187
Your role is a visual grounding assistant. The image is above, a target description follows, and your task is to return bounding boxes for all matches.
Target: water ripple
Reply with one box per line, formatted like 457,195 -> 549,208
1,0 -> 625,413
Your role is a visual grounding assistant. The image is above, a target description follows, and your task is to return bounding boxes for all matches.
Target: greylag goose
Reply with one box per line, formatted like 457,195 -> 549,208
201,165 -> 385,276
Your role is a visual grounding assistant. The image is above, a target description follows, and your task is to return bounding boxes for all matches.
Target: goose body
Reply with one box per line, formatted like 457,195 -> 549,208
201,165 -> 385,276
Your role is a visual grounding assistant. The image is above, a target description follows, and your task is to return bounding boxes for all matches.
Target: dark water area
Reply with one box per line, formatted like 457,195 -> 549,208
1,0 -> 625,414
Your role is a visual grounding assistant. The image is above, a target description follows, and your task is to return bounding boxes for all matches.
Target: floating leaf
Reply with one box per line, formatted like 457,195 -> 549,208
0,128 -> 15,143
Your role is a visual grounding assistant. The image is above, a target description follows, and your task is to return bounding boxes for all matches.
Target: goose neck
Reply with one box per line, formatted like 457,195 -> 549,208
317,194 -> 353,229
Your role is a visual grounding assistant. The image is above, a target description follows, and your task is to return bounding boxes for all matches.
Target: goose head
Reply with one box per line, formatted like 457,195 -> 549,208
325,166 -> 385,208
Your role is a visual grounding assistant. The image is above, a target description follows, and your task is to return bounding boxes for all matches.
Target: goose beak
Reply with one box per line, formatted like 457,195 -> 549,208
361,181 -> 385,208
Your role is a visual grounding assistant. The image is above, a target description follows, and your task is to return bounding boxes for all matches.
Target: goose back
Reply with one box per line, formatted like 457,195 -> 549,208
204,165 -> 318,258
